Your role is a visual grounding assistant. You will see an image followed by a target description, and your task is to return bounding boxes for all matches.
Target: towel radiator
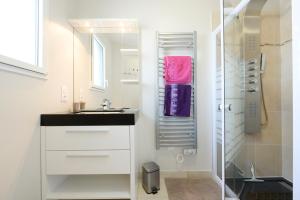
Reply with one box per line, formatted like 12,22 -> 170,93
156,31 -> 197,149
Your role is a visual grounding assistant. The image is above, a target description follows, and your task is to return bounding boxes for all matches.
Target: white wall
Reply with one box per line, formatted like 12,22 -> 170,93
70,0 -> 216,172
293,0 -> 300,198
0,1 -> 74,200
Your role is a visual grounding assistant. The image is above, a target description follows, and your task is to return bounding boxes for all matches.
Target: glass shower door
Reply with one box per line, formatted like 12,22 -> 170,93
223,12 -> 247,198
222,0 -> 294,199
213,31 -> 223,181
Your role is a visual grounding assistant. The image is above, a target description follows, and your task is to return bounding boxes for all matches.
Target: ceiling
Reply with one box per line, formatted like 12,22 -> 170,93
69,18 -> 139,34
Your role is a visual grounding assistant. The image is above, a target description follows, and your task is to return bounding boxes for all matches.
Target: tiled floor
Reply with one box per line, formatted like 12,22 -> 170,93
137,172 -> 221,200
165,178 -> 221,200
138,175 -> 169,200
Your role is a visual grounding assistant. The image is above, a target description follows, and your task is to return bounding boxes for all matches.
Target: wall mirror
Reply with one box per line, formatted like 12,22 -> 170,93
70,19 -> 140,110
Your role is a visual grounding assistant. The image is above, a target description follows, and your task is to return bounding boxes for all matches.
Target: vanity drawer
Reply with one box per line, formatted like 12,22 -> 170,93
45,126 -> 130,150
46,150 -> 130,175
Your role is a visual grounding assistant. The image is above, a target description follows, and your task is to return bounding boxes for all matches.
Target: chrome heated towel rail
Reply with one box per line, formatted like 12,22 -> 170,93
156,31 -> 197,149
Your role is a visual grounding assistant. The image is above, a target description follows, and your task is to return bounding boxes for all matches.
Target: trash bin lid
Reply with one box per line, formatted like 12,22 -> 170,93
143,162 -> 160,173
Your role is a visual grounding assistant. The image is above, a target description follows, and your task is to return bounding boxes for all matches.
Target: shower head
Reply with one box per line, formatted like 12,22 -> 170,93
260,53 -> 266,74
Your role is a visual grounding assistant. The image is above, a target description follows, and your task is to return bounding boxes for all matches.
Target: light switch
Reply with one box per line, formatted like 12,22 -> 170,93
79,88 -> 84,101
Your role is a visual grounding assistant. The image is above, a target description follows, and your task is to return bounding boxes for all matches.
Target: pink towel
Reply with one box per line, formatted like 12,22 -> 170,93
164,56 -> 192,84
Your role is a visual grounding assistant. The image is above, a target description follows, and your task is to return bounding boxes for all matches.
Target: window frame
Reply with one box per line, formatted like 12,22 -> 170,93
0,0 -> 46,77
90,34 -> 106,91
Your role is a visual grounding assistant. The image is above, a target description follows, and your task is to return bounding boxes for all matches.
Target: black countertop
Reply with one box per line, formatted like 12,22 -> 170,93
40,109 -> 139,126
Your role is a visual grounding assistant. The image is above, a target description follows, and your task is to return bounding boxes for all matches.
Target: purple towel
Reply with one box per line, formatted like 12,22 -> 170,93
164,84 -> 192,117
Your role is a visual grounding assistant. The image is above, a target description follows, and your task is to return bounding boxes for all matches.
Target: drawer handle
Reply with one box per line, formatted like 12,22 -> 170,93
66,152 -> 111,157
65,129 -> 110,134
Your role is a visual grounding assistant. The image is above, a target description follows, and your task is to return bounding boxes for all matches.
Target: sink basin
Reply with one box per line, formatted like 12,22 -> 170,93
78,108 -> 125,114
79,111 -> 124,114
78,111 -> 123,115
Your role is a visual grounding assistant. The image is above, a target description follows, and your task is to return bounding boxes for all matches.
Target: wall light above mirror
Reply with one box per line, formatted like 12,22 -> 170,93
68,18 -> 139,33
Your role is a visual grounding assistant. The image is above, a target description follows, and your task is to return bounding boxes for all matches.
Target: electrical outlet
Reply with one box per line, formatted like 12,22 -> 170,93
167,147 -> 175,151
61,85 -> 69,103
183,149 -> 197,155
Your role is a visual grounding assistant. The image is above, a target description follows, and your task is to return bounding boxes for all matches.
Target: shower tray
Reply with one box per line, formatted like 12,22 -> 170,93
227,177 -> 293,200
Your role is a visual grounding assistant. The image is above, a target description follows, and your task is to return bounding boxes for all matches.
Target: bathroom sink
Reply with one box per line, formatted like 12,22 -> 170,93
41,108 -> 138,126
78,108 -> 125,114
79,111 -> 124,114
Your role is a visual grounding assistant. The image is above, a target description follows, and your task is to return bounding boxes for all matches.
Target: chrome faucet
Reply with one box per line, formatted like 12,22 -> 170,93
101,98 -> 111,110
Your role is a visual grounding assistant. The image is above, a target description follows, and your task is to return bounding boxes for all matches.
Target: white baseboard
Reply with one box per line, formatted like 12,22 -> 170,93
138,170 -> 213,180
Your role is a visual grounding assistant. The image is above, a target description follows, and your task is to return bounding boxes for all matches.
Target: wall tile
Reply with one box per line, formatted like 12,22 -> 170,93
255,144 -> 282,177
256,111 -> 282,145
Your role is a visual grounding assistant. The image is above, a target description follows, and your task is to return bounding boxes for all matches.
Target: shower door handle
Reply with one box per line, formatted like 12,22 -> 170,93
225,104 -> 232,112
217,104 -> 223,111
218,104 -> 222,111
218,104 -> 232,112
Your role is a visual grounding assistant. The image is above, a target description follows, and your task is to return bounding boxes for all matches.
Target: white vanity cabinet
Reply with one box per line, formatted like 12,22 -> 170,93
41,125 -> 137,200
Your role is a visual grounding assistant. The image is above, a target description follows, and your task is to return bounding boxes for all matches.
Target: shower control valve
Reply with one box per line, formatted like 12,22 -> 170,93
247,87 -> 258,93
248,74 -> 257,78
248,79 -> 257,84
248,66 -> 257,71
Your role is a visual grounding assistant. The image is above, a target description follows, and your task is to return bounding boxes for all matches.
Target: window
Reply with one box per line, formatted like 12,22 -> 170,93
0,0 -> 44,74
91,35 -> 106,90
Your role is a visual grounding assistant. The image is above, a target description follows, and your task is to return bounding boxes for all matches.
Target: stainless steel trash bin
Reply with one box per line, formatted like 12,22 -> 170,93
142,162 -> 160,194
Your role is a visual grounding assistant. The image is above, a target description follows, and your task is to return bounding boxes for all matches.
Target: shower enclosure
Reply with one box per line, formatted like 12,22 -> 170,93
213,0 -> 294,199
